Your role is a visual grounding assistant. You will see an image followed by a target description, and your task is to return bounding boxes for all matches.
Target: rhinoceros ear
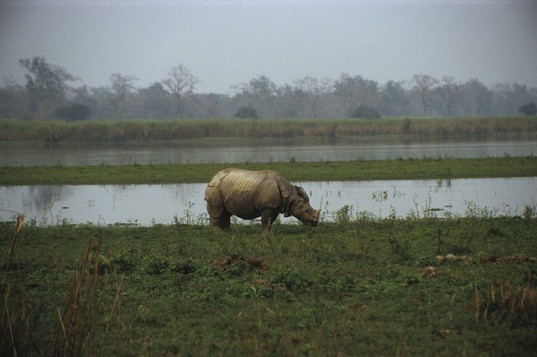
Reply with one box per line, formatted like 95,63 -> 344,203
282,192 -> 292,217
205,185 -> 224,218
295,186 -> 310,203
284,186 -> 305,217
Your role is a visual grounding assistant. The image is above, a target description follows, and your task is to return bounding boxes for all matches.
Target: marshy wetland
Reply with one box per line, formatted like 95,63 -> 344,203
2,177 -> 536,226
1,138 -> 536,166
1,117 -> 537,355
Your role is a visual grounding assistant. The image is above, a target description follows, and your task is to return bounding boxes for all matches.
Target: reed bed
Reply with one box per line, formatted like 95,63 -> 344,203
1,116 -> 536,142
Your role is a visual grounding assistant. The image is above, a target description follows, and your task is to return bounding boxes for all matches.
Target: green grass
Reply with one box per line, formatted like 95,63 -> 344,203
2,216 -> 537,356
1,157 -> 536,185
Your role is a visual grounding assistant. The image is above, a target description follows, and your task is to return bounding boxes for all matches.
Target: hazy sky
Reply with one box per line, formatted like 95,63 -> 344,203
1,0 -> 536,94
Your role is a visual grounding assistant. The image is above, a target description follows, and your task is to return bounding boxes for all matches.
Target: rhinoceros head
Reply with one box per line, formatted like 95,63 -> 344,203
287,186 -> 320,226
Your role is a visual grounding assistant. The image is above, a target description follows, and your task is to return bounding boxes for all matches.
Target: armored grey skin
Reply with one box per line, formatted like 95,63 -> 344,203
205,168 -> 320,237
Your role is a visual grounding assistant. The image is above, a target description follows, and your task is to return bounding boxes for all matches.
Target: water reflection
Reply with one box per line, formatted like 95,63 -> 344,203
1,178 -> 535,225
1,140 -> 536,166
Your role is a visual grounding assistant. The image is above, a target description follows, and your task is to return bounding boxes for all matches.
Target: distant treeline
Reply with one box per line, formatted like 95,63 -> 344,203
1,117 -> 536,143
1,57 -> 536,120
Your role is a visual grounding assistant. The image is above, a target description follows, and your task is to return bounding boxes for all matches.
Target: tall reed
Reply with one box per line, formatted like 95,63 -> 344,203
54,237 -> 101,356
1,116 -> 536,142
1,218 -> 103,356
1,215 -> 27,356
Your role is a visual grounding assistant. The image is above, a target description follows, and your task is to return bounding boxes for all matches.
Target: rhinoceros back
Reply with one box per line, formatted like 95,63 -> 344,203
205,169 -> 284,220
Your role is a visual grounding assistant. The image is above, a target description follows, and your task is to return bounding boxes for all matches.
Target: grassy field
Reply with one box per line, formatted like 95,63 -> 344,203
2,215 -> 536,356
2,157 -> 537,185
1,116 -> 537,142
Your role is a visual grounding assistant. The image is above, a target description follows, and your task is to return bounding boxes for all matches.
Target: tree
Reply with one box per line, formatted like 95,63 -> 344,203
54,102 -> 91,121
110,73 -> 137,118
489,82 -> 535,116
233,76 -> 278,118
19,56 -> 75,119
293,76 -> 332,118
86,86 -> 116,119
438,76 -> 462,116
348,105 -> 381,119
463,79 -> 491,116
162,64 -> 198,117
0,78 -> 28,119
412,74 -> 438,115
334,74 -> 379,116
519,102 -> 537,116
135,82 -> 174,118
235,105 -> 258,119
248,75 -> 277,98
380,80 -> 409,116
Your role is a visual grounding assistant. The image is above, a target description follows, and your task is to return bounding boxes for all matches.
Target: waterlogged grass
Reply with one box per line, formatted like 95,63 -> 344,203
1,116 -> 537,142
1,157 -> 537,185
2,216 -> 537,355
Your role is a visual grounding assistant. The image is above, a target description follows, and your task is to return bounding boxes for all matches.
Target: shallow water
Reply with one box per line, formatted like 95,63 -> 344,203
1,178 -> 535,225
1,140 -> 535,166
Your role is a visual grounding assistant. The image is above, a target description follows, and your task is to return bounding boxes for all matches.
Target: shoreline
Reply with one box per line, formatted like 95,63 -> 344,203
1,156 -> 536,185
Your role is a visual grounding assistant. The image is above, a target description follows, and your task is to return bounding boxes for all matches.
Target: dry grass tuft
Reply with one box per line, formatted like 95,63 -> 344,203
1,218 -> 103,356
1,215 -> 28,357
54,237 -> 101,356
475,277 -> 537,323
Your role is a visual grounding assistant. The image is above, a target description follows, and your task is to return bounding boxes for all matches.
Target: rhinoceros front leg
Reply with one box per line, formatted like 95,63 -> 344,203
260,208 -> 279,237
210,213 -> 231,230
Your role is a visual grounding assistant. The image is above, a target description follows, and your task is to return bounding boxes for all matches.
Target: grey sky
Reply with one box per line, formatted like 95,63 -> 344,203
1,0 -> 536,94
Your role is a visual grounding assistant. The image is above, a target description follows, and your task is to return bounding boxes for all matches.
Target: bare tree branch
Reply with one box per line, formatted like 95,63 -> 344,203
162,64 -> 198,117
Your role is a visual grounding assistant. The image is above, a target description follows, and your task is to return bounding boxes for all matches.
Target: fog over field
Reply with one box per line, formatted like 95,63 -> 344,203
1,0 -> 536,93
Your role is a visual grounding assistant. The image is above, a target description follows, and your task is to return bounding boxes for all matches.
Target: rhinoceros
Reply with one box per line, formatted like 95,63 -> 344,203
204,168 -> 320,236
